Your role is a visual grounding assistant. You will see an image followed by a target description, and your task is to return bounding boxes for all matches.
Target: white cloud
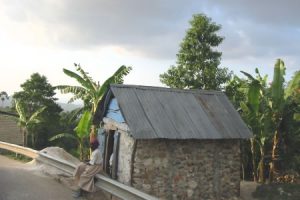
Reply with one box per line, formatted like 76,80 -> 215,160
0,0 -> 299,101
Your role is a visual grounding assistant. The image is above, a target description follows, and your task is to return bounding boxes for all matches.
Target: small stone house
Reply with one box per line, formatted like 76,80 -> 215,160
0,114 -> 22,145
96,84 -> 252,200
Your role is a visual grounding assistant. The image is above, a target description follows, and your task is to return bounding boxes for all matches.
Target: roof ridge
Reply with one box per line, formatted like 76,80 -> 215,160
110,84 -> 224,95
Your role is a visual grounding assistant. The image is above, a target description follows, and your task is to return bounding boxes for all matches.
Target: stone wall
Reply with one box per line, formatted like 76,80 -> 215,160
132,139 -> 240,200
0,115 -> 22,145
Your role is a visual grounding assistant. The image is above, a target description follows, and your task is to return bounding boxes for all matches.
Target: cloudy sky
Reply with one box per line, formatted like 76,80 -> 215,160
0,0 -> 299,102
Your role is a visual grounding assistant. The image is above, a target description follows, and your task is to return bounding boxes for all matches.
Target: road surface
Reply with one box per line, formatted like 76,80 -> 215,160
0,154 -> 75,200
0,154 -> 256,200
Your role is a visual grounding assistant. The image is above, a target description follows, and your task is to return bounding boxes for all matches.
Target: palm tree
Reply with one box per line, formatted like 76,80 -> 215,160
49,111 -> 92,160
56,64 -> 132,141
15,100 -> 46,147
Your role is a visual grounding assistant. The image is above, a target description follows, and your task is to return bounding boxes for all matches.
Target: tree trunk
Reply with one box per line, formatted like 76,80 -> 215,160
90,105 -> 98,143
31,134 -> 35,149
250,139 -> 258,182
270,130 -> 280,182
90,124 -> 97,143
79,142 -> 83,161
258,147 -> 265,183
23,128 -> 27,147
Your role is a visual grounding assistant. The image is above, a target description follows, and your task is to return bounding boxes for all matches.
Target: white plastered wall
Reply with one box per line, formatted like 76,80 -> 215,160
117,130 -> 135,185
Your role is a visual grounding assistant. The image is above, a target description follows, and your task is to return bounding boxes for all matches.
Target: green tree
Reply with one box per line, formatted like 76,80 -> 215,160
15,100 -> 46,146
160,14 -> 232,90
13,73 -> 62,149
225,76 -> 247,109
50,111 -> 91,160
56,64 -> 131,141
280,82 -> 300,173
285,71 -> 300,97
237,60 -> 300,182
239,69 -> 271,182
269,61 -> 300,181
53,109 -> 82,153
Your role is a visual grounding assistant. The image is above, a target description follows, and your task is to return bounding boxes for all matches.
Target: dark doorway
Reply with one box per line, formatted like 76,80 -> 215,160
103,130 -> 120,179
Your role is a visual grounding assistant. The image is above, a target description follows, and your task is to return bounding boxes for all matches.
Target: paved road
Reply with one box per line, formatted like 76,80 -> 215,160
0,155 -> 75,200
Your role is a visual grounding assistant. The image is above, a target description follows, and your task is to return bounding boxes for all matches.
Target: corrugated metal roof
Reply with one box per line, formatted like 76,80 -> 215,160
105,84 -> 252,139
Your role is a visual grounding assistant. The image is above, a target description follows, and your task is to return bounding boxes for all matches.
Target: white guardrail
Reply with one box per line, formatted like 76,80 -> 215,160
0,141 -> 158,200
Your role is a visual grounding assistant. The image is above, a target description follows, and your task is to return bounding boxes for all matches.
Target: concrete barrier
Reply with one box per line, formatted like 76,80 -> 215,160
0,141 -> 158,200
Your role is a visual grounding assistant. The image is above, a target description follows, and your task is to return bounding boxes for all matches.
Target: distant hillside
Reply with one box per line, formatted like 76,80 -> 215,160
0,96 -> 82,112
58,102 -> 82,112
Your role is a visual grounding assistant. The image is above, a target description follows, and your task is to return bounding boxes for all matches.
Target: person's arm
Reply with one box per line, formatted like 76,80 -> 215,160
89,150 -> 96,165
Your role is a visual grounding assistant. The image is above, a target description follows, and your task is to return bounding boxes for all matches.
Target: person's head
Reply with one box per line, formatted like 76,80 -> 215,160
90,140 -> 99,151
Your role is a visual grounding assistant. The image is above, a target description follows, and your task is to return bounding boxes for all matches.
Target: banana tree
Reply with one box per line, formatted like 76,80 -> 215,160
269,62 -> 300,181
56,64 -> 131,142
240,68 -> 271,182
268,59 -> 285,181
285,71 -> 300,122
50,111 -> 92,160
15,100 -> 46,147
285,71 -> 300,99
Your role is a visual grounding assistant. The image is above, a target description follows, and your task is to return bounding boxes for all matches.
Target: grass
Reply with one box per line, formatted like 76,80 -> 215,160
252,183 -> 300,200
0,150 -> 32,163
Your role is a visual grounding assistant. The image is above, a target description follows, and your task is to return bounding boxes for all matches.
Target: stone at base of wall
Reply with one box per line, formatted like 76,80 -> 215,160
132,139 -> 241,200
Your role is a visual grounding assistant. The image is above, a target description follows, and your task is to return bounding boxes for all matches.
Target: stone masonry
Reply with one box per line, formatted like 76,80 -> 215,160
0,115 -> 22,145
132,139 -> 240,200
